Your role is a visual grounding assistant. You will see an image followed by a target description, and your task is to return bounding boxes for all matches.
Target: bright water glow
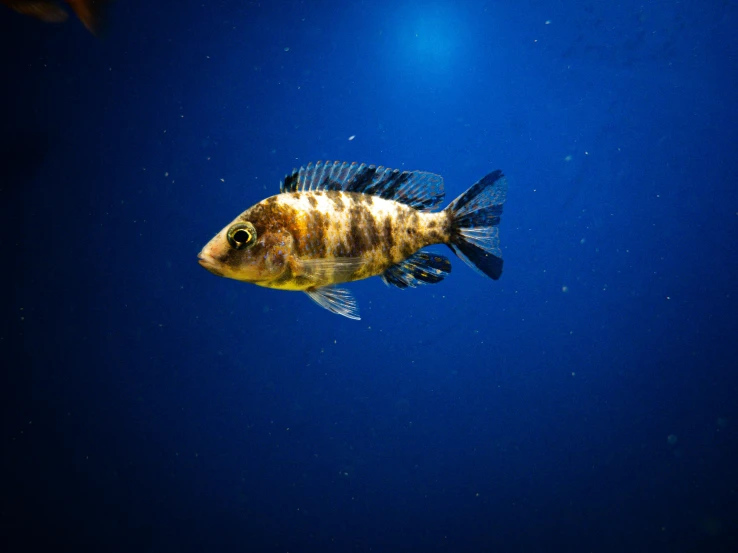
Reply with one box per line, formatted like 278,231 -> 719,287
390,3 -> 468,73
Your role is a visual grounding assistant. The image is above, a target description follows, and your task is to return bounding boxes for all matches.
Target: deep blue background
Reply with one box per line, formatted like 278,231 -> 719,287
2,1 -> 737,552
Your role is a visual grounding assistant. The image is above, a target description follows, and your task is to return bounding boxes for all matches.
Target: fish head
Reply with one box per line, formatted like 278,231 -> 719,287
198,213 -> 294,284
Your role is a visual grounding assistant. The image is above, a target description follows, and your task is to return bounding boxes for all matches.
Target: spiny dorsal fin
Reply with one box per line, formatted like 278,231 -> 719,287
281,161 -> 445,211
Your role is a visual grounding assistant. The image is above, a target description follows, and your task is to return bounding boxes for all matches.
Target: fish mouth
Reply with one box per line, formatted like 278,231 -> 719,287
197,252 -> 224,277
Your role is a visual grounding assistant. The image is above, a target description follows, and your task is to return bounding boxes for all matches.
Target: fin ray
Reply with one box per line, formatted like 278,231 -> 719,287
381,252 -> 452,289
305,286 -> 361,320
446,170 -> 507,280
281,161 -> 445,211
298,257 -> 364,282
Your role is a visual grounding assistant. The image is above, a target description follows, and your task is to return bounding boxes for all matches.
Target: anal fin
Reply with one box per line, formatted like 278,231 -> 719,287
381,251 -> 452,289
305,286 -> 361,320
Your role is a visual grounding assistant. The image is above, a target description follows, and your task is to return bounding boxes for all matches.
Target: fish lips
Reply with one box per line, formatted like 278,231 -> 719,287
197,252 -> 224,277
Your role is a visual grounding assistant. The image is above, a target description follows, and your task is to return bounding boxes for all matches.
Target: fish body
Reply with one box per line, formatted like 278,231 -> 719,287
203,190 -> 450,290
1,0 -> 109,34
199,161 -> 508,319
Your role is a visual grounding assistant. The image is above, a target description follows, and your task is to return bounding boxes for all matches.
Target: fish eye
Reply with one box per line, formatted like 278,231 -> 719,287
226,222 -> 257,250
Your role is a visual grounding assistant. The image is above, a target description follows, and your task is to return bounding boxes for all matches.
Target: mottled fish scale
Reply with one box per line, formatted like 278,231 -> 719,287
267,191 -> 450,285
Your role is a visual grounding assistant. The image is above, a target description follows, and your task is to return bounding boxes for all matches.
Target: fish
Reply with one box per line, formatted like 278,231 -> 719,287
1,0 -> 110,35
198,161 -> 508,320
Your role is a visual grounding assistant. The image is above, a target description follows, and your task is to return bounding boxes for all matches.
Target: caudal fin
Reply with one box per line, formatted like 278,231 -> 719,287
445,170 -> 507,280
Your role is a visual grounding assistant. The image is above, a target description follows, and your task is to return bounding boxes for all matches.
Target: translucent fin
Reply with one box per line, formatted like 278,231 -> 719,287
448,242 -> 503,280
447,170 -> 507,223
281,161 -> 445,211
9,1 -> 68,23
67,0 -> 112,35
305,286 -> 361,320
381,252 -> 452,289
298,257 -> 364,283
446,170 -> 507,280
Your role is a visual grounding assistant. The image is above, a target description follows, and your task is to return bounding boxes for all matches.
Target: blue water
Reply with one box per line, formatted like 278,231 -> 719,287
2,1 -> 737,551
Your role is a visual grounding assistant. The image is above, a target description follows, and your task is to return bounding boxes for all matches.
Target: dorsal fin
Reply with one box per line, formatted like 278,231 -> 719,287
280,161 -> 445,211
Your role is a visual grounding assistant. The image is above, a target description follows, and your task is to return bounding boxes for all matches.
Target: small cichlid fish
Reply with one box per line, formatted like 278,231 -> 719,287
1,0 -> 110,35
198,161 -> 508,320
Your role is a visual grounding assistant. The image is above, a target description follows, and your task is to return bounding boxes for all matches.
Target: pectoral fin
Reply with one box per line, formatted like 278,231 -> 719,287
305,286 -> 360,320
298,256 -> 364,283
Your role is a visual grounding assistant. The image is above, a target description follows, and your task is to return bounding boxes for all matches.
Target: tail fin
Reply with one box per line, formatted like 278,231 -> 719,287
445,170 -> 507,280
